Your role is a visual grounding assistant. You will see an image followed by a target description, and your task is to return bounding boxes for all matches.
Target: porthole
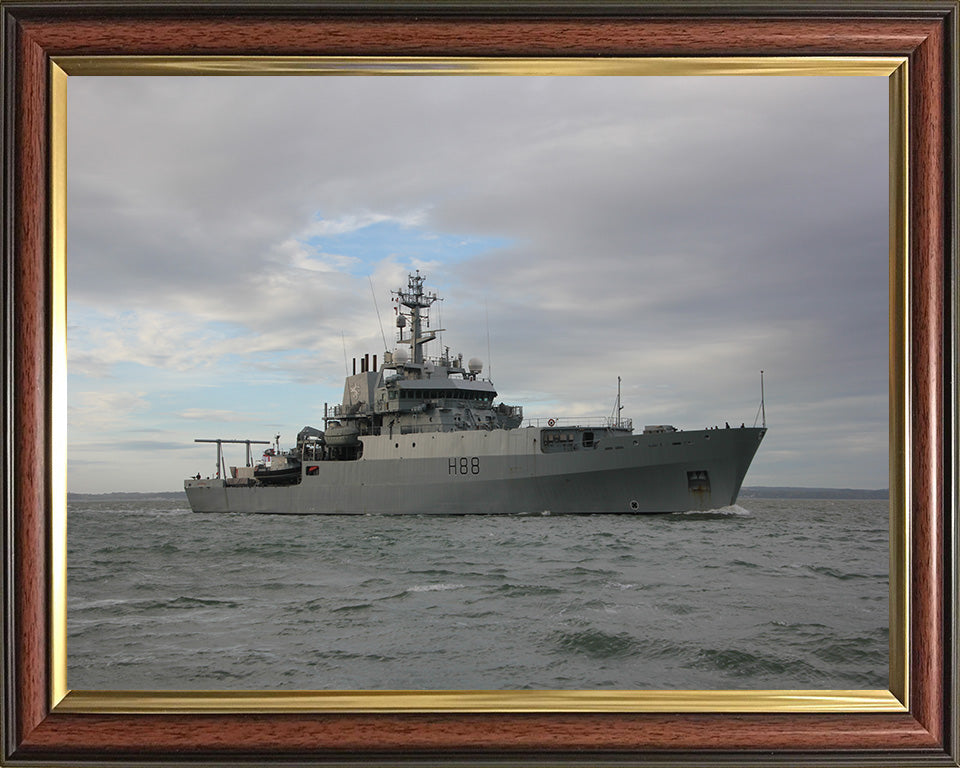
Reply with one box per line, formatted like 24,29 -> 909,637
629,500 -> 640,511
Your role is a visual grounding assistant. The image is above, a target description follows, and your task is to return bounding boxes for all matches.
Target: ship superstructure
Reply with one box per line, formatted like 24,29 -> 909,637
185,272 -> 765,515
322,272 -> 525,462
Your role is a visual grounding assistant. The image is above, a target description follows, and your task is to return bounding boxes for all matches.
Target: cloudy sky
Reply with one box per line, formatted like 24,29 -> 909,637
66,74 -> 889,494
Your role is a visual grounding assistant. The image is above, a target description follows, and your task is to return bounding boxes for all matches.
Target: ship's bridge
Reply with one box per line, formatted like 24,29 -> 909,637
392,378 -> 496,403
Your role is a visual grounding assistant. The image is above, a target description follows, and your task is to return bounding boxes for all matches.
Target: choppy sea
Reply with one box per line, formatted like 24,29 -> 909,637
67,498 -> 888,691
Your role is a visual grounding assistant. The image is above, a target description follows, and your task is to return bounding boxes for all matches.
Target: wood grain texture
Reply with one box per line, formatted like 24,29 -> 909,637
12,22 -> 49,747
2,4 -> 955,764
908,14 -> 946,747
15,712 -> 941,756
17,16 -> 941,57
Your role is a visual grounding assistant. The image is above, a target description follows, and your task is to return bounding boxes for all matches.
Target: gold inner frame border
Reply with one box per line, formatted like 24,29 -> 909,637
48,55 -> 909,715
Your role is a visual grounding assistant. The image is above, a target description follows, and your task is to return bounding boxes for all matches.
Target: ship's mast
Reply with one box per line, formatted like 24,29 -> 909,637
395,270 -> 439,365
617,376 -> 623,428
760,369 -> 766,428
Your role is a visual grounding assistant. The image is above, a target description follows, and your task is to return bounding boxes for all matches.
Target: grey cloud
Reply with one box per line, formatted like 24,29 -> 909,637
67,74 -> 889,489
73,440 -> 189,452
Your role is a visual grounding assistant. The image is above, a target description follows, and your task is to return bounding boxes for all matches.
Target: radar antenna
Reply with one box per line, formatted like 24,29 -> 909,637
393,270 -> 440,365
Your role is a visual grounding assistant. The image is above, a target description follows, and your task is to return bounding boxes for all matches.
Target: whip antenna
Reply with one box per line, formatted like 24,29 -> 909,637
761,369 -> 766,428
485,299 -> 492,381
369,275 -> 389,352
753,370 -> 767,428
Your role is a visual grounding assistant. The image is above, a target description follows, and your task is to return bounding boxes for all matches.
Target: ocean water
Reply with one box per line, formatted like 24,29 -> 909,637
67,498 -> 888,691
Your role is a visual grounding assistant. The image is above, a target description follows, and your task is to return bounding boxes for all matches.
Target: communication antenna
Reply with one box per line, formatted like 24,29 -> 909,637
485,299 -> 492,381
437,297 -> 444,353
617,376 -> 623,428
761,369 -> 766,428
753,369 -> 767,428
610,376 -> 623,427
341,331 -> 348,376
369,275 -> 389,352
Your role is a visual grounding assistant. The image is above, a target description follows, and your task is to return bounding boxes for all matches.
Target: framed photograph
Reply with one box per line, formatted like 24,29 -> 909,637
63,62 -> 896,698
2,2 -> 956,766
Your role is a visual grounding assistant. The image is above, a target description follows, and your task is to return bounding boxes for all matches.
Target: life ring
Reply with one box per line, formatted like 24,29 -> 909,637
547,418 -> 556,427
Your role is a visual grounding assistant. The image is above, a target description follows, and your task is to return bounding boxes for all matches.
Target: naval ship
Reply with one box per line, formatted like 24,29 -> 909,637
185,272 -> 765,515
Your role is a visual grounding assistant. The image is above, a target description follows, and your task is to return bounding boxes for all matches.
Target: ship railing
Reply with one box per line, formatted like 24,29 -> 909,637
524,416 -> 633,431
422,353 -> 455,368
331,403 -> 368,418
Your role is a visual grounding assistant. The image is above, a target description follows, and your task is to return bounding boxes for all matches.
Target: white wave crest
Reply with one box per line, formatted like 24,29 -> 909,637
675,504 -> 752,517
408,583 -> 465,593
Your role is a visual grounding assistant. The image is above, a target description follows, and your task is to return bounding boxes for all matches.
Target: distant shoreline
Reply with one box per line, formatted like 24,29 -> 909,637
68,491 -> 188,501
68,486 -> 890,502
738,487 -> 888,500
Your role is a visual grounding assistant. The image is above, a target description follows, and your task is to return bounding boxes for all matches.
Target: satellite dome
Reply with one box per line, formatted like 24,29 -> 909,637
396,315 -> 407,328
393,347 -> 409,363
468,357 -> 483,374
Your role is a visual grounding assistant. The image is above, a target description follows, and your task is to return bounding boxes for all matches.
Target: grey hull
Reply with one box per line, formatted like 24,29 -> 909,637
185,426 -> 765,515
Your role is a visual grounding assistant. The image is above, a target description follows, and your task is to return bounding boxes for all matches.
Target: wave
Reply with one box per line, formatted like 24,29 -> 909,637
358,577 -> 392,588
405,569 -> 459,578
407,583 -> 465,593
552,628 -> 644,659
72,595 -> 242,613
330,602 -> 375,613
806,565 -> 881,581
691,647 -> 817,679
166,595 -> 243,609
811,637 -> 887,665
673,504 -> 753,518
495,583 -> 564,597
92,541 -> 181,555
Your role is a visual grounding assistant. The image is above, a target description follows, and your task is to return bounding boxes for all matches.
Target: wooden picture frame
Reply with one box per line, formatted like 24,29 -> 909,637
2,2 -> 956,765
